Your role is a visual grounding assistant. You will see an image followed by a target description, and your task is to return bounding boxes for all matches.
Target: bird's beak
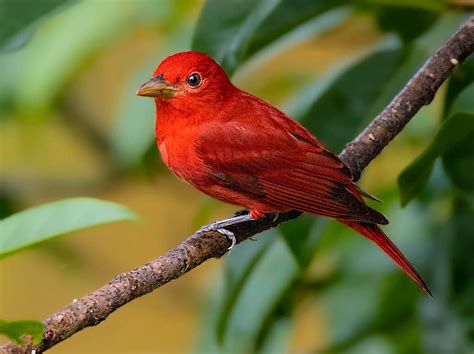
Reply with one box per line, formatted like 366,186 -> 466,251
136,76 -> 177,98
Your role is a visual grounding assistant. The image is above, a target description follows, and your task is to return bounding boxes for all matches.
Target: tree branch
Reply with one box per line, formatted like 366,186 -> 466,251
2,16 -> 473,354
340,16 -> 474,180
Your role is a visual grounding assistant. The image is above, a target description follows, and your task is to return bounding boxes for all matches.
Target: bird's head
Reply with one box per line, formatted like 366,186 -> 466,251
136,51 -> 233,104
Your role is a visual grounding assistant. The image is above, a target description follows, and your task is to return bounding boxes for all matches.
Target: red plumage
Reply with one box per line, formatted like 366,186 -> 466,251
137,51 -> 430,295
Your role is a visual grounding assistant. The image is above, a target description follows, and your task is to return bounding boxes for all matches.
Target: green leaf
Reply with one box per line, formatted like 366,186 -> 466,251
344,336 -> 396,354
398,153 -> 437,207
443,132 -> 474,192
218,234 -> 299,353
363,0 -> 446,11
0,320 -> 43,344
219,231 -> 275,321
321,276 -> 384,345
373,273 -> 419,327
195,231 -> 299,354
367,13 -> 468,120
446,82 -> 474,123
442,72 -> 474,192
6,0 -> 184,116
279,215 -> 327,268
294,45 -> 404,152
417,198 -> 474,354
0,197 -> 137,259
0,0 -> 75,52
399,83 -> 474,205
258,317 -> 292,354
192,0 -> 344,74
444,56 -> 474,117
450,198 -> 474,305
373,6 -> 439,43
244,0 -> 345,58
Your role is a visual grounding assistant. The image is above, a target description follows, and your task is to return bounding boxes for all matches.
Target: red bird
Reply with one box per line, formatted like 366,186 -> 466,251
137,51 -> 430,295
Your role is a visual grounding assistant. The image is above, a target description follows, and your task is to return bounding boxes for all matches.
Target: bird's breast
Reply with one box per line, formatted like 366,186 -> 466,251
157,130 -> 205,184
158,140 -> 171,167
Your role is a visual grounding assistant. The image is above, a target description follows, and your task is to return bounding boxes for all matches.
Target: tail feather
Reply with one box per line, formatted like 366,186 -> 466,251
339,220 -> 431,296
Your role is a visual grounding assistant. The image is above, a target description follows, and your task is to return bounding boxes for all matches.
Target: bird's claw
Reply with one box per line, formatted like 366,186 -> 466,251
196,224 -> 237,250
194,213 -> 252,250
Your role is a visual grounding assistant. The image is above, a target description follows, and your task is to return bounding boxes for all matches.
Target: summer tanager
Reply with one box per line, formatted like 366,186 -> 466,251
137,51 -> 430,295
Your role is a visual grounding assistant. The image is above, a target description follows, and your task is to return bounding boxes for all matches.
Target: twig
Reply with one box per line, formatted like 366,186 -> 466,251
2,15 -> 473,354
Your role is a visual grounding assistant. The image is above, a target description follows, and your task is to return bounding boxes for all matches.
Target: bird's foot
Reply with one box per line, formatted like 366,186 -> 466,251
193,214 -> 253,250
196,223 -> 237,250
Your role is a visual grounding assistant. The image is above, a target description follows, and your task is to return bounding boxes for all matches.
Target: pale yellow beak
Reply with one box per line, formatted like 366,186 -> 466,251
136,76 -> 177,98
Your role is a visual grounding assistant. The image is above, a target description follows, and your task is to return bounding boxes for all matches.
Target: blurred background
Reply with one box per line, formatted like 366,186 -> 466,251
0,0 -> 473,353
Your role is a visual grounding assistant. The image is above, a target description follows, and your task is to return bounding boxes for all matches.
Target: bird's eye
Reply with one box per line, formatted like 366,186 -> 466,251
187,73 -> 201,87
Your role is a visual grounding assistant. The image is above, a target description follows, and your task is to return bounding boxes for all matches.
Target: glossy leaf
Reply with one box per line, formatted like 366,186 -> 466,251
443,132 -> 474,192
0,197 -> 137,259
192,0 -> 344,74
418,198 -> 474,354
0,0 -> 74,52
194,230 -> 294,354
0,320 -> 43,344
295,45 -> 403,152
399,83 -> 474,205
8,0 -> 186,116
218,234 -> 299,353
398,153 -> 437,207
215,230 -> 275,345
258,318 -> 292,354
367,13 -> 467,119
444,56 -> 474,116
450,198 -> 474,303
374,6 -> 439,42
321,276 -> 383,345
279,215 -> 328,268
372,273 -> 419,332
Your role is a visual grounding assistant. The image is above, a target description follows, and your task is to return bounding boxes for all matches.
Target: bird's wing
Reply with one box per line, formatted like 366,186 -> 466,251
195,98 -> 386,225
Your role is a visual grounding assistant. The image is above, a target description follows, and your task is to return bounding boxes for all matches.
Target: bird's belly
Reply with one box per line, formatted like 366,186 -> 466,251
158,139 -> 288,215
158,140 -> 201,182
197,182 -> 283,211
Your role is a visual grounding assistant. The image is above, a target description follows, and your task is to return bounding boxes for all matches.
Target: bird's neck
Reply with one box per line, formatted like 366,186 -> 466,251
153,88 -> 237,143
154,99 -> 200,144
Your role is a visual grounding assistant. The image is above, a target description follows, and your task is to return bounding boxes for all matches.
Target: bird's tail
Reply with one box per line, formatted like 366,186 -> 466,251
338,220 -> 431,296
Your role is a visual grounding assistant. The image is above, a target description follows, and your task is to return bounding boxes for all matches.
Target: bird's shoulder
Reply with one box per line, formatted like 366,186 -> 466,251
194,91 -> 300,169
199,90 -> 318,148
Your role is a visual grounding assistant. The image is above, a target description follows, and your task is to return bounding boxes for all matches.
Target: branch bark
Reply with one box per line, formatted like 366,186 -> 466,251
340,15 -> 474,180
2,15 -> 473,354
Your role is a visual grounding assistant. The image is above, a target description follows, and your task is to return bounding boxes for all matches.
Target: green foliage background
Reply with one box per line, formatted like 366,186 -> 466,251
0,0 -> 472,352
